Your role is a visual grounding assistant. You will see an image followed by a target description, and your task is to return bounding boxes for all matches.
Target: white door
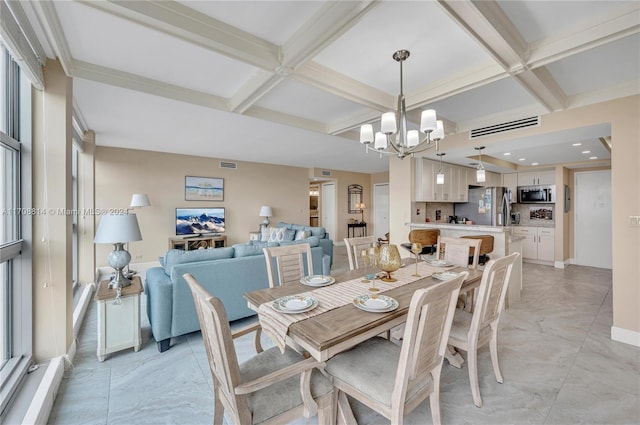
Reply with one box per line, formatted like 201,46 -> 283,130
321,182 -> 336,241
574,171 -> 612,269
373,183 -> 389,240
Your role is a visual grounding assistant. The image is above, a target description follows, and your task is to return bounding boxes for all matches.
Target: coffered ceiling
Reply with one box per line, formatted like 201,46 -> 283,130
14,0 -> 640,173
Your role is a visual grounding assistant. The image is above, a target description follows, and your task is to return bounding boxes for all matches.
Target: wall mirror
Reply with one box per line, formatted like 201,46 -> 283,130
348,184 -> 363,213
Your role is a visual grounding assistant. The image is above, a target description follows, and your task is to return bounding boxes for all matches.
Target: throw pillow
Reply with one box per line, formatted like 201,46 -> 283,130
261,226 -> 270,242
163,247 -> 235,276
283,228 -> 297,242
267,227 -> 287,242
295,229 -> 311,240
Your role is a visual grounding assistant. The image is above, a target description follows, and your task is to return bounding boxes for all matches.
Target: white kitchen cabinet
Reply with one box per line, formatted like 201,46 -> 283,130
517,170 -> 555,186
432,163 -> 453,201
414,158 -> 436,202
456,167 -> 468,202
414,158 -> 471,202
512,226 -> 554,262
486,171 -> 502,187
503,173 -> 518,200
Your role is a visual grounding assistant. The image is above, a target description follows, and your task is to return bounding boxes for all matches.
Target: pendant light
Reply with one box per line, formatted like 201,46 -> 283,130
436,152 -> 445,185
475,146 -> 486,183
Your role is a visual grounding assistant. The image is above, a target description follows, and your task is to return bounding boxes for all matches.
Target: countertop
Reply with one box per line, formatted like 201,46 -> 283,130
510,222 -> 555,228
408,222 -> 511,233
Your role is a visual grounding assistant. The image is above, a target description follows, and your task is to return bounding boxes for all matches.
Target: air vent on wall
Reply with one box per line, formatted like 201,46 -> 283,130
470,116 -> 540,139
219,161 -> 237,169
321,170 -> 331,177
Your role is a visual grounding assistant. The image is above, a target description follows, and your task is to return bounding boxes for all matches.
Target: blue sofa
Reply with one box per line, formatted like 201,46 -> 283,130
145,238 -> 330,352
274,222 -> 334,266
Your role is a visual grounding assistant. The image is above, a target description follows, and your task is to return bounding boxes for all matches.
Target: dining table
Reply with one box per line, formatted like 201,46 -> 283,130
243,259 -> 482,365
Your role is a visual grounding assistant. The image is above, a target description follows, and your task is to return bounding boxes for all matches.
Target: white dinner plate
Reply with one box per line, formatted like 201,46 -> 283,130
300,275 -> 335,287
272,295 -> 318,314
353,294 -> 399,313
425,259 -> 454,267
432,271 -> 459,281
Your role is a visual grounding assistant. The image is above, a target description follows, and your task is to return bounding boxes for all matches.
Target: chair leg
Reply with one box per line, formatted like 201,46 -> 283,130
467,347 -> 483,407
318,391 -> 337,425
429,369 -> 442,425
489,324 -> 503,383
213,388 -> 224,425
254,328 -> 264,353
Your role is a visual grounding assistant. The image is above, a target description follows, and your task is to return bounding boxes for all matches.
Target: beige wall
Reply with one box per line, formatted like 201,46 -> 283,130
389,95 -> 639,336
94,148 -> 373,264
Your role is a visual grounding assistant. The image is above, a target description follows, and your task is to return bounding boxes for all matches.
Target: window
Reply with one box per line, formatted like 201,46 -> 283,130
0,44 -> 32,416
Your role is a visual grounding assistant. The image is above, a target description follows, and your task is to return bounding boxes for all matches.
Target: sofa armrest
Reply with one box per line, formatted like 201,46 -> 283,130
322,255 -> 331,275
318,238 -> 334,267
145,267 -> 174,343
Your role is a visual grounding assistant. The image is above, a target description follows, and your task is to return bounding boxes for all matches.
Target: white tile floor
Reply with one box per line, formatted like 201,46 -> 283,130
48,247 -> 640,424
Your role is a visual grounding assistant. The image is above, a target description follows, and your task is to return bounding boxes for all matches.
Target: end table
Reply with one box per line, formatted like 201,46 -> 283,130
95,275 -> 143,361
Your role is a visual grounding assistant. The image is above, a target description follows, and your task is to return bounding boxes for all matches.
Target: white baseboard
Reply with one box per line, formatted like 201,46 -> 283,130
554,260 -> 570,269
72,283 -> 95,338
21,357 -> 64,425
611,326 -> 640,347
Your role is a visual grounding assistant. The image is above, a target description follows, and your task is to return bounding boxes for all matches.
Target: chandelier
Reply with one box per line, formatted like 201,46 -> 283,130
359,50 -> 445,159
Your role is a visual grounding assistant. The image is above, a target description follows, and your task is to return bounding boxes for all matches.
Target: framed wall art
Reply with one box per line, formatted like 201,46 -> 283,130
185,176 -> 224,201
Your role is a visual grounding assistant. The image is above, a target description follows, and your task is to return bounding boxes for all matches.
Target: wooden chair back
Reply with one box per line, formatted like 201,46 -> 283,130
408,229 -> 440,246
183,273 -> 248,421
263,243 -> 314,287
436,236 -> 481,270
393,271 -> 467,422
461,235 -> 494,256
344,235 -> 377,270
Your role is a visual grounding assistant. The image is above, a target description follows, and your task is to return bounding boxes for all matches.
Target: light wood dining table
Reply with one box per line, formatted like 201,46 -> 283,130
244,262 -> 482,364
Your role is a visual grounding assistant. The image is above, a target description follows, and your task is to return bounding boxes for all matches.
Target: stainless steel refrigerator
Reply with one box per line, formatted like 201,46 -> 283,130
454,186 -> 511,226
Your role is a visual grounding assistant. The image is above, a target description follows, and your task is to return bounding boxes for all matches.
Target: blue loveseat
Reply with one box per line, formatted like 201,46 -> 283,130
273,222 -> 334,266
145,238 -> 330,352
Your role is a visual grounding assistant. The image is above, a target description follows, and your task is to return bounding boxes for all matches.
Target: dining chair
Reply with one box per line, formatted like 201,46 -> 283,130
183,273 -> 336,425
435,236 -> 481,270
461,235 -> 494,266
447,252 -> 520,407
400,229 -> 440,256
263,243 -> 314,288
344,235 -> 377,270
324,271 -> 468,425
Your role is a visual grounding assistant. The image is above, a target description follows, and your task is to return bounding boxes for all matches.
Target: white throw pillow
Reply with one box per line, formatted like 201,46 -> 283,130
267,227 -> 287,242
295,229 -> 311,240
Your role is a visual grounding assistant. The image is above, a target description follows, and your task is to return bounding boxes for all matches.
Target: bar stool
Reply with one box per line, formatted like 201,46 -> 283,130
461,235 -> 494,266
400,229 -> 440,257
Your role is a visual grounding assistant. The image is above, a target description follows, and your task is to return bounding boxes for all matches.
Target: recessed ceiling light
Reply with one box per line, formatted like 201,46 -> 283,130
531,162 -> 539,166
590,156 -> 598,160
572,143 -> 582,146
518,158 -> 525,161
503,152 -> 511,156
582,150 -> 591,154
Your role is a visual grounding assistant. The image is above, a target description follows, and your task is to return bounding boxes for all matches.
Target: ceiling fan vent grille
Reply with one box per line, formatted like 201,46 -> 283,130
219,161 -> 237,169
321,170 -> 331,177
470,116 -> 540,139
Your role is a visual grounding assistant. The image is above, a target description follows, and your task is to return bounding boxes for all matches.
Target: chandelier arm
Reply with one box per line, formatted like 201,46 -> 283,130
405,142 -> 439,155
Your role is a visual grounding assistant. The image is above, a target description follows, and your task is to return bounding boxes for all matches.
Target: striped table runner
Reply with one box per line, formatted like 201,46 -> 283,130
258,261 -> 455,352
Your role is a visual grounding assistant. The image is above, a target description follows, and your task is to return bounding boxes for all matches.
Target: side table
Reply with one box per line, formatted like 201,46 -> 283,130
249,231 -> 262,241
95,275 -> 143,361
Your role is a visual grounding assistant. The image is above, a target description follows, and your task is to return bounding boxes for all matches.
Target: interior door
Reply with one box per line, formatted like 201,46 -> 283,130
574,171 -> 612,269
321,182 -> 336,241
373,183 -> 389,240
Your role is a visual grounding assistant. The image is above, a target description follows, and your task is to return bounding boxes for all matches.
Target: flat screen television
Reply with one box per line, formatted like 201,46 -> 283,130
176,207 -> 225,237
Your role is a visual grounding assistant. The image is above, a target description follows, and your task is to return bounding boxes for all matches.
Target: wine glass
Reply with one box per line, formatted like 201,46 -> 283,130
368,246 -> 380,293
360,249 -> 370,283
411,242 -> 423,277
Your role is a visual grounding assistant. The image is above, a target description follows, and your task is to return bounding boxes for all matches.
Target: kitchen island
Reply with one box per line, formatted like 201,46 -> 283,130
407,222 -> 523,305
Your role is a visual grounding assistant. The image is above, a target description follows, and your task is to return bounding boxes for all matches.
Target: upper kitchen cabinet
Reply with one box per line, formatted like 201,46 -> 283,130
503,173 -> 518,199
485,171 -> 502,187
517,170 -> 555,186
414,158 -> 469,202
414,157 -> 436,202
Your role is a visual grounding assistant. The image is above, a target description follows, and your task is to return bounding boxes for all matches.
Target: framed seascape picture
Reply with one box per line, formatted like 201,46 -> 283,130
185,176 -> 224,201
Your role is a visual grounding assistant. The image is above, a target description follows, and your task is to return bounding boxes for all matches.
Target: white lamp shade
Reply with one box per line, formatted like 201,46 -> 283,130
130,193 -> 151,208
259,206 -> 273,217
380,112 -> 397,134
407,130 -> 419,147
431,120 -> 445,141
374,132 -> 387,150
436,171 -> 445,185
420,109 -> 437,133
360,124 -> 374,144
476,168 -> 486,183
94,213 -> 142,244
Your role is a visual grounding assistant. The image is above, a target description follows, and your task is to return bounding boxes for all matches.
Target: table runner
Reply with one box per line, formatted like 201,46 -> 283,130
258,261 -> 455,352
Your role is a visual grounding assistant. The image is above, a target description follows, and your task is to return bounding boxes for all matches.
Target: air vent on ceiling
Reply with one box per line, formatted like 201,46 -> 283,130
219,161 -> 237,169
321,170 -> 331,177
470,116 -> 540,139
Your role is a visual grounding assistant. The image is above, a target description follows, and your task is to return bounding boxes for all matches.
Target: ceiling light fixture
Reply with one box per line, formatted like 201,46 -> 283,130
436,152 -> 445,185
360,50 -> 445,159
531,162 -> 539,166
518,158 -> 526,161
590,156 -> 598,160
475,146 -> 486,183
572,143 -> 582,146
503,152 -> 511,156
582,150 -> 591,154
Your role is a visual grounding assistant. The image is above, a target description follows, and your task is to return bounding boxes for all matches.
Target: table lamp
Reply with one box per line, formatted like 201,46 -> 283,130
259,206 -> 273,228
127,194 -> 151,276
358,202 -> 365,223
94,213 -> 142,289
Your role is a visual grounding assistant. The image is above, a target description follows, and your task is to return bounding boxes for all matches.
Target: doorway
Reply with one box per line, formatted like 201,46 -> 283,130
373,183 -> 390,240
574,170 -> 611,269
321,182 -> 336,240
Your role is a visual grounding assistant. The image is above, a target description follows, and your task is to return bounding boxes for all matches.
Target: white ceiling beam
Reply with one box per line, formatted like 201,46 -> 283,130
243,106 -> 327,134
230,1 -> 378,114
438,0 -> 567,112
528,3 -> 640,68
78,0 -> 280,71
28,0 -> 74,77
72,60 -> 230,111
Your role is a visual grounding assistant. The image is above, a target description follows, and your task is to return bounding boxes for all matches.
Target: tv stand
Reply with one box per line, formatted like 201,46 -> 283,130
169,235 -> 227,251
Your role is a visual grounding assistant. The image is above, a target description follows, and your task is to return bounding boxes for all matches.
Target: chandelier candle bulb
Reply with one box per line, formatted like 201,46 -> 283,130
407,130 -> 419,147
381,112 -> 397,134
360,124 -> 374,144
375,132 -> 387,150
432,120 -> 445,140
420,109 -> 437,132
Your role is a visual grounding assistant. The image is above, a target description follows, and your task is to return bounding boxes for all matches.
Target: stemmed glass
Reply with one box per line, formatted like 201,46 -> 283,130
368,246 -> 380,293
360,249 -> 370,283
411,242 -> 423,277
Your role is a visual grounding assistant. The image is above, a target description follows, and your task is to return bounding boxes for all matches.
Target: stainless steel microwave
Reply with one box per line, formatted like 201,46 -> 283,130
517,185 -> 556,203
